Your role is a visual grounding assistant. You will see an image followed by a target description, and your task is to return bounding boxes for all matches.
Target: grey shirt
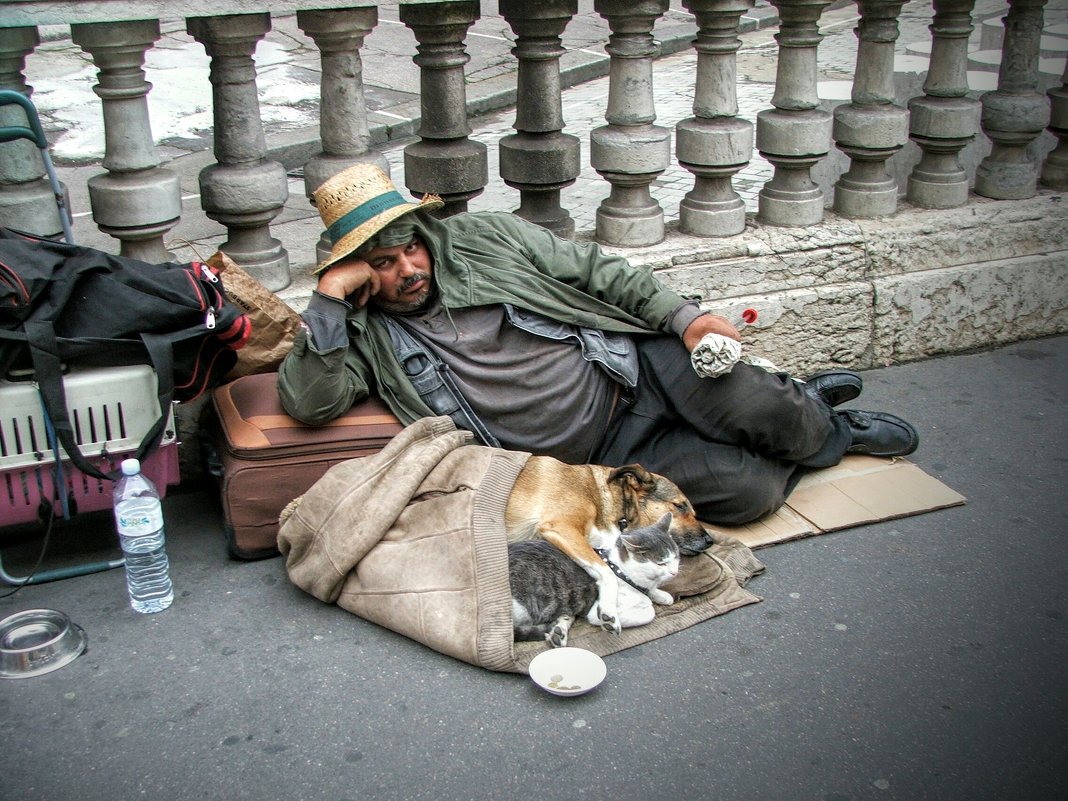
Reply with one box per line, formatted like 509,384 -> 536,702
394,300 -> 616,463
298,286 -> 707,461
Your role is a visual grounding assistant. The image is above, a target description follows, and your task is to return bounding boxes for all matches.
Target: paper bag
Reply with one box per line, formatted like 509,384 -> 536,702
207,251 -> 302,379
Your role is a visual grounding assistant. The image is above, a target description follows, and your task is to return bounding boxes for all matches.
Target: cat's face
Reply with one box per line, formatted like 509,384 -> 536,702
618,513 -> 680,586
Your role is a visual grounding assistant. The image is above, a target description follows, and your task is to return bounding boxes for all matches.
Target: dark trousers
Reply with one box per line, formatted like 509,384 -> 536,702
591,335 -> 851,525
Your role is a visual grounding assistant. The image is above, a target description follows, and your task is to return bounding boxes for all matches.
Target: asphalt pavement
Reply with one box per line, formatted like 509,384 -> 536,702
1,333 -> 1066,801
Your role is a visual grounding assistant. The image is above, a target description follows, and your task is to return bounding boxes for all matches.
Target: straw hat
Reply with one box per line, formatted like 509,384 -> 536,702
312,163 -> 443,274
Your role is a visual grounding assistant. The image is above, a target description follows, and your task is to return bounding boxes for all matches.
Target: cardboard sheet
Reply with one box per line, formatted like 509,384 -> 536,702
707,455 -> 966,549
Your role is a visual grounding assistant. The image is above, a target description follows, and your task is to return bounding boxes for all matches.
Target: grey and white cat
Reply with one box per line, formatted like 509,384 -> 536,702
509,512 -> 681,648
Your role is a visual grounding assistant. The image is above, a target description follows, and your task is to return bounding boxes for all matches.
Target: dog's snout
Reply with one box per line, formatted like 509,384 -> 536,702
676,527 -> 714,556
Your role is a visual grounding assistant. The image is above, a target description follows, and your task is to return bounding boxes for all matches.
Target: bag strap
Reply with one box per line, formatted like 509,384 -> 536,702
23,320 -> 112,480
136,330 -> 177,459
22,320 -> 173,482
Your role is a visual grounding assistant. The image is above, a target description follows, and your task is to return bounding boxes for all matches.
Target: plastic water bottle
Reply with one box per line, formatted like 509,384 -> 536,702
113,458 -> 174,614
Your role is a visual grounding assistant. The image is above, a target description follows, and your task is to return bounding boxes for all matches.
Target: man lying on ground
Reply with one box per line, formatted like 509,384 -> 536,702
278,164 -> 918,526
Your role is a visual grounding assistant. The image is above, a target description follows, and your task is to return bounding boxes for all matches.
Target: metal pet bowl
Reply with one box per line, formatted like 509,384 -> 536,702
0,608 -> 88,679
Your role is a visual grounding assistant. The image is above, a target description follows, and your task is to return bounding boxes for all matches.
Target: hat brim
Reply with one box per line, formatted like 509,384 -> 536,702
313,194 -> 444,275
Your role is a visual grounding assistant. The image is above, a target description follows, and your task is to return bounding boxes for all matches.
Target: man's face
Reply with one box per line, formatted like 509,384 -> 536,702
362,235 -> 434,314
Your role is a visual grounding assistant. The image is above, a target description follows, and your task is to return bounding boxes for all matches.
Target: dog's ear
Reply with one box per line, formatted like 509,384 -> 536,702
609,465 -> 657,529
607,464 -> 656,492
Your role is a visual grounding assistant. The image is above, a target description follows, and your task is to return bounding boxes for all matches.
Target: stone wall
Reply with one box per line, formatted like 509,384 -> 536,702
620,190 -> 1068,375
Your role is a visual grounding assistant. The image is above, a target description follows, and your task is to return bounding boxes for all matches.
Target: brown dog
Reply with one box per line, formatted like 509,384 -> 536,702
504,457 -> 711,634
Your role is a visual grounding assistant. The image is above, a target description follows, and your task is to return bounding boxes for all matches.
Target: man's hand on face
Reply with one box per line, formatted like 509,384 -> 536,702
682,314 -> 741,352
317,260 -> 381,308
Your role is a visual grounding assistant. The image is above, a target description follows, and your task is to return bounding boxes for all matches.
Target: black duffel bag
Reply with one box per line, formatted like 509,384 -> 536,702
0,227 -> 251,481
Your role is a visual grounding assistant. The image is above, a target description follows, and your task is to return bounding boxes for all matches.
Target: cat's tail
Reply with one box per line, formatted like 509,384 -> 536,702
515,613 -> 576,648
513,623 -> 555,642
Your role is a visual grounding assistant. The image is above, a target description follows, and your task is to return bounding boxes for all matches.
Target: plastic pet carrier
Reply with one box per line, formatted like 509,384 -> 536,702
0,364 -> 179,528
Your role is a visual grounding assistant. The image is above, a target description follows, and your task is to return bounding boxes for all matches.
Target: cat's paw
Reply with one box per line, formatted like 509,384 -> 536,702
650,588 -> 674,605
597,609 -> 622,635
587,601 -> 621,634
546,615 -> 574,648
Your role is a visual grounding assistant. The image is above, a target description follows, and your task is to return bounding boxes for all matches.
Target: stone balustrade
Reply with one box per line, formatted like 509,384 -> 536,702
676,0 -> 755,237
906,0 -> 984,208
975,0 -> 1052,197
1,0 -> 1066,377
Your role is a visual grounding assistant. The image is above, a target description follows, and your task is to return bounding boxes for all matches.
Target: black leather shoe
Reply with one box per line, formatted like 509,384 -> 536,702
841,410 -> 919,457
803,370 -> 863,407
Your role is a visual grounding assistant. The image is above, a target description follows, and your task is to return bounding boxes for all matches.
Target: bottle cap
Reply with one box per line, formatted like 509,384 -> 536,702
120,458 -> 141,476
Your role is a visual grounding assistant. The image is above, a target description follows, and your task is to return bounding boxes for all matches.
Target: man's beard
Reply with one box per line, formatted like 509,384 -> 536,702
375,272 -> 433,314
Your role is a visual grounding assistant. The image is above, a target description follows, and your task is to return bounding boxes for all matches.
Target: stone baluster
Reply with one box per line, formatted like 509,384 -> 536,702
499,0 -> 581,239
832,0 -> 909,218
906,0 -> 981,209
0,26 -> 67,239
756,0 -> 833,226
69,21 -> 182,262
590,0 -> 671,247
399,1 -> 486,215
974,0 -> 1051,200
187,14 -> 290,290
297,6 -> 388,267
1040,44 -> 1068,188
677,0 -> 755,238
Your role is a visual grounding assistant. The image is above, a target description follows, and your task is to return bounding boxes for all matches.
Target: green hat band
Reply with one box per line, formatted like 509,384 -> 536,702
327,190 -> 408,245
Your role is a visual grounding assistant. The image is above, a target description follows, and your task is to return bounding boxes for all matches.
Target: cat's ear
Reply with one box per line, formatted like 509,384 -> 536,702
656,512 -> 672,531
619,529 -> 640,551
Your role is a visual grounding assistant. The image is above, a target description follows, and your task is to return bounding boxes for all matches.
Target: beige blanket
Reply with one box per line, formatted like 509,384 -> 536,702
278,416 -> 764,673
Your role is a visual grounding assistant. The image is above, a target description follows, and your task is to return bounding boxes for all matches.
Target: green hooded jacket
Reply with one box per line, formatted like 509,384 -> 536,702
277,210 -> 697,425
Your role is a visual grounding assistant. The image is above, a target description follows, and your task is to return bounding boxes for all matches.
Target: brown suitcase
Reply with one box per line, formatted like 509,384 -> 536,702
208,371 -> 404,559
